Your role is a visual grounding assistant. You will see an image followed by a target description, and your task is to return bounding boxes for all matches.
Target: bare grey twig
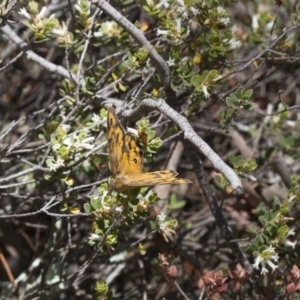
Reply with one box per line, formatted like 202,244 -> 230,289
93,0 -> 177,102
1,25 -> 79,82
220,24 -> 300,81
189,148 -> 253,275
120,98 -> 243,194
93,0 -> 170,87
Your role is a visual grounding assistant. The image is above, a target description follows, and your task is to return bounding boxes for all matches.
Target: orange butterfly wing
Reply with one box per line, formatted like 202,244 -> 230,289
107,107 -> 143,175
107,107 -> 191,191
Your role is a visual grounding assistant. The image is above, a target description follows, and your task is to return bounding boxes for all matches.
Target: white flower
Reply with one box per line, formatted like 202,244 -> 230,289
260,266 -> 268,275
252,14 -> 259,32
213,75 -> 223,81
283,229 -> 296,248
89,233 -> 102,241
52,23 -> 68,37
75,0 -> 91,15
82,158 -> 91,168
76,136 -> 95,150
94,21 -> 121,39
179,7 -> 188,19
266,21 -> 274,32
56,157 -> 65,168
94,31 -> 103,38
63,136 -> 74,148
115,206 -> 123,213
217,6 -> 226,14
146,0 -> 155,6
52,28 -> 67,36
157,214 -> 166,222
52,143 -> 60,152
127,127 -> 138,137
288,229 -> 296,236
287,120 -> 296,127
226,38 -> 242,50
266,259 -> 278,272
37,7 -> 48,19
61,124 -> 71,133
157,29 -> 169,36
157,214 -> 168,230
176,19 -> 182,32
155,0 -> 170,9
285,240 -> 296,248
253,245 -> 279,275
190,6 -> 200,16
159,223 -> 166,231
180,57 -> 189,64
218,17 -> 230,26
47,157 -> 65,171
91,113 -> 101,124
104,21 -> 115,31
18,8 -> 31,19
167,57 -> 176,67
176,0 -> 184,6
253,256 -> 262,270
202,85 -> 210,99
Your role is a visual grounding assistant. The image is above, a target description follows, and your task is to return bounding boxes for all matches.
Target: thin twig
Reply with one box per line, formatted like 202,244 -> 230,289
189,147 -> 253,274
93,0 -> 176,102
120,98 -> 243,194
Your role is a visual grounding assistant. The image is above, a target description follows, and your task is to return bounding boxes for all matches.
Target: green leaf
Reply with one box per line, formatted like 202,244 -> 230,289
84,203 -> 91,213
149,220 -> 156,230
44,174 -> 53,181
190,75 -> 202,87
91,198 -> 101,210
245,89 -> 253,98
235,86 -> 245,98
229,155 -> 244,167
243,102 -> 255,110
60,202 -> 68,212
278,136 -> 295,149
63,176 -> 74,186
168,194 -> 186,210
226,96 -> 235,108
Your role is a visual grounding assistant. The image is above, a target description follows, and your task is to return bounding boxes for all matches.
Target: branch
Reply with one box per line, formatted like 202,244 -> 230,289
190,149 -> 252,274
120,98 -> 243,194
221,24 -> 300,80
93,0 -> 176,102
1,25 -> 79,83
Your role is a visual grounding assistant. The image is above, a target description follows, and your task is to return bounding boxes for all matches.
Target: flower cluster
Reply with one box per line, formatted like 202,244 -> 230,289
46,124 -> 95,172
19,4 -> 59,42
253,245 -> 279,275
155,213 -> 178,242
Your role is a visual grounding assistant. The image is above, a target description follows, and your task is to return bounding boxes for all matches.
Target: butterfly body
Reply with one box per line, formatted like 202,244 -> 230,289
107,107 -> 191,191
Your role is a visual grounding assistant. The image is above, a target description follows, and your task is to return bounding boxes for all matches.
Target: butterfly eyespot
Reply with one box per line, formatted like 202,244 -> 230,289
133,157 -> 138,164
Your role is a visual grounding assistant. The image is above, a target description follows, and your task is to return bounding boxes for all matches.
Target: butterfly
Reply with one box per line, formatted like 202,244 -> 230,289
106,107 -> 191,191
